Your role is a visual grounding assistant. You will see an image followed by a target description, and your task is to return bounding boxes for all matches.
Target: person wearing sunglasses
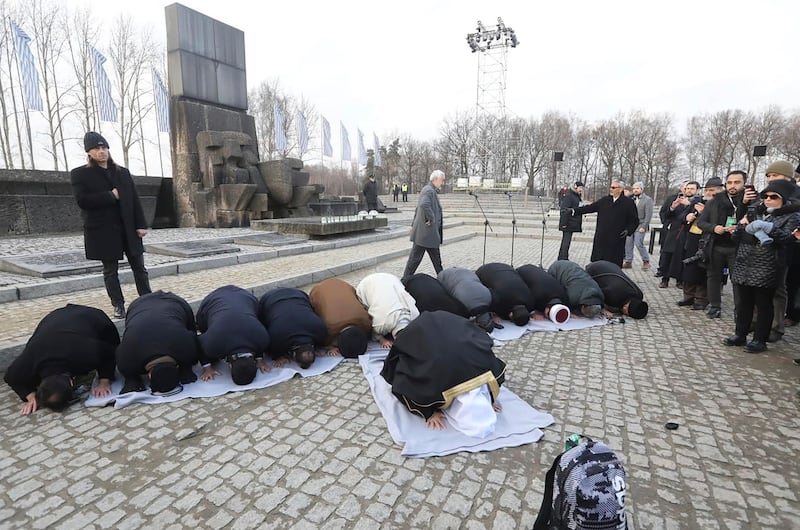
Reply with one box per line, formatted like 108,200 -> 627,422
723,179 -> 800,353
573,179 -> 639,268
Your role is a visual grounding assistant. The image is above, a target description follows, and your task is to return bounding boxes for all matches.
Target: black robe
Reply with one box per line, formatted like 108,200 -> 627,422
380,311 -> 505,420
516,264 -> 567,311
475,262 -> 533,316
116,291 -> 199,378
402,273 -> 469,317
576,194 -> 639,267
4,304 -> 119,401
258,288 -> 327,359
585,260 -> 644,312
196,285 -> 270,365
70,162 -> 147,260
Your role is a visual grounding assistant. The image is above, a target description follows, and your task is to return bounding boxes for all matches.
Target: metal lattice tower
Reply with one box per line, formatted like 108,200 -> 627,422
466,18 -> 519,181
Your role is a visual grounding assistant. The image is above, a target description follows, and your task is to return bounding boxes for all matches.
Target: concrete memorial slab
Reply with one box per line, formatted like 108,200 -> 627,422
144,240 -> 240,258
251,216 -> 388,238
0,251 -> 109,278
233,233 -> 306,247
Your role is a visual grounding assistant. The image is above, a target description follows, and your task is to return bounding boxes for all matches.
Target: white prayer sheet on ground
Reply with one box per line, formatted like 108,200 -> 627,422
359,345 -> 555,458
490,315 -> 608,344
85,355 -> 344,410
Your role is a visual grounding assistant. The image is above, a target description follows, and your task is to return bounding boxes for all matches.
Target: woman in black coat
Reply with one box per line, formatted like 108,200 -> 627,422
724,180 -> 800,353
70,132 -> 151,320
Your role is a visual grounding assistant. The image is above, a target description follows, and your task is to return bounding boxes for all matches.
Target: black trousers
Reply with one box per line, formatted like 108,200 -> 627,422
558,231 -> 574,261
403,245 -> 442,279
707,245 -> 736,308
734,284 -> 775,343
787,262 -> 800,322
102,252 -> 151,306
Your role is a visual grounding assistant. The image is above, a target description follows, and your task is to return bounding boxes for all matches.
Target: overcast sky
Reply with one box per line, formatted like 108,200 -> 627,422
64,0 -> 799,143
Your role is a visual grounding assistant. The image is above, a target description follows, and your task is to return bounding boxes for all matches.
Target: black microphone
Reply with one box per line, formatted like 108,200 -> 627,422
468,190 -> 476,197
504,191 -> 512,197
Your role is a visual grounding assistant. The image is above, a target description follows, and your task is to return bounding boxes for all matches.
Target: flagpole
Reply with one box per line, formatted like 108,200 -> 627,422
10,20 -> 35,169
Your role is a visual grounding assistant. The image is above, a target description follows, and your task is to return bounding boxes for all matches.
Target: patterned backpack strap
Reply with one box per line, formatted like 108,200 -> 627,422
532,453 -> 563,530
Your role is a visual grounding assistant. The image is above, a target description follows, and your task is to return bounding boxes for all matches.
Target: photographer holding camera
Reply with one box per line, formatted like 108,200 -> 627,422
736,160 -> 800,341
723,179 -> 800,353
678,177 -> 724,310
697,170 -> 748,318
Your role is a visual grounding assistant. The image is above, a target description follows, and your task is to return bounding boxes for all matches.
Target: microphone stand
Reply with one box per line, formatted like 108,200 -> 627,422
537,193 -> 561,267
505,192 -> 518,266
469,191 -> 493,264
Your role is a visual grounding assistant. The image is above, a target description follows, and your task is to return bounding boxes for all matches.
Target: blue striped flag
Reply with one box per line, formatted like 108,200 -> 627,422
357,129 -> 366,165
321,116 -> 332,157
373,133 -> 382,167
90,45 -> 117,122
340,122 -> 351,161
152,68 -> 169,132
296,111 -> 308,153
10,21 -> 43,111
273,101 -> 287,152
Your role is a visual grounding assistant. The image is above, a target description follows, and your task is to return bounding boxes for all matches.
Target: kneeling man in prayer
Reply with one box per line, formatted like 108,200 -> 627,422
309,278 -> 371,358
380,311 -> 506,433
258,288 -> 328,369
116,291 -> 200,395
4,304 -> 119,415
196,285 -> 271,384
356,272 -> 420,348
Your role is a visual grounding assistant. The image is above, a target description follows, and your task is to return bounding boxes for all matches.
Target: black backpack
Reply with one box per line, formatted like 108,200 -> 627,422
533,437 -> 627,530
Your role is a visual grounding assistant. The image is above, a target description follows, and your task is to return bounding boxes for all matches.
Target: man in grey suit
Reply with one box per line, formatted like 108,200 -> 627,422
402,170 -> 445,279
623,181 -> 654,270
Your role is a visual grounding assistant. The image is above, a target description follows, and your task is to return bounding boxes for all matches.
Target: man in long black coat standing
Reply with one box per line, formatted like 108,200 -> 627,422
557,181 -> 584,261
116,291 -> 199,395
4,304 -> 119,415
70,132 -> 151,320
363,174 -> 379,211
574,179 -> 639,267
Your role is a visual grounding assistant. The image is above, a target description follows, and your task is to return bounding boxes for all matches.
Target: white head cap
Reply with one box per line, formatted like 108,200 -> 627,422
444,385 -> 497,438
549,304 -> 571,324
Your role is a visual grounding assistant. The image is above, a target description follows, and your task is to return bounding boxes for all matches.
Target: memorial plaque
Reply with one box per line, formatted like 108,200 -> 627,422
250,216 -> 388,238
145,240 -> 240,258
0,251 -> 113,278
233,233 -> 306,247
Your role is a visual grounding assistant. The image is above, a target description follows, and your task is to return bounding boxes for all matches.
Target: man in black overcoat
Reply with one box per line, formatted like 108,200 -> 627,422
658,181 -> 700,288
557,181 -> 584,260
363,174 -> 379,211
258,288 -> 328,369
116,291 -> 199,394
4,304 -> 119,415
516,264 -> 569,320
196,285 -> 271,385
574,180 -> 639,267
402,273 -> 469,317
380,311 -> 506,431
475,263 -> 533,326
70,132 -> 151,320
585,260 -> 649,319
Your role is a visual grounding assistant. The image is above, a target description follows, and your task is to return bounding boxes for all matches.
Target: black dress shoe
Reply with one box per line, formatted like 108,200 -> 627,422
676,299 -> 694,307
654,272 -> 663,278
767,330 -> 783,343
744,341 -> 767,353
691,304 -> 708,311
706,307 -> 721,318
659,281 -> 669,288
722,335 -> 746,346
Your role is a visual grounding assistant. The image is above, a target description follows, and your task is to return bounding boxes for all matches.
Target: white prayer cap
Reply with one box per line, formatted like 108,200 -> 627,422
549,304 -> 571,324
368,209 -> 379,217
444,385 -> 497,438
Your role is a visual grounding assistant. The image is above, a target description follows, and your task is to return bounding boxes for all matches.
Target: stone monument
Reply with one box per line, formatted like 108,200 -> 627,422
166,3 -> 264,227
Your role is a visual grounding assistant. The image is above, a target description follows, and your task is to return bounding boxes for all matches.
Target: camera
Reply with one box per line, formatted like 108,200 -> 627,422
682,237 -> 708,266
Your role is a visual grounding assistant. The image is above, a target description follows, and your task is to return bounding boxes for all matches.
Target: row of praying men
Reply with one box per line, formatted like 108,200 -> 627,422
5,261 -> 648,424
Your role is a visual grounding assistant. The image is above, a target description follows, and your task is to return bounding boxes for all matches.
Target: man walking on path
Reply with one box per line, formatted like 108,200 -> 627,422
402,170 -> 445,278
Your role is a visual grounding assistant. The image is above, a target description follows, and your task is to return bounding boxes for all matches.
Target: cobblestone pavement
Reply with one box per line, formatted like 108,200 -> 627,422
1,210 -> 799,529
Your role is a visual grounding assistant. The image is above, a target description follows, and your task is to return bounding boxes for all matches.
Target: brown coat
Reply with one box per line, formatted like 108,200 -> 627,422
309,279 -> 371,345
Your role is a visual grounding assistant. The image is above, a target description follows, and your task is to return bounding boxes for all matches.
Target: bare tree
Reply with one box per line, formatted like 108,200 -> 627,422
63,5 -> 100,134
439,111 -> 474,177
108,14 -> 158,169
25,0 -> 74,170
1,0 -> 32,169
